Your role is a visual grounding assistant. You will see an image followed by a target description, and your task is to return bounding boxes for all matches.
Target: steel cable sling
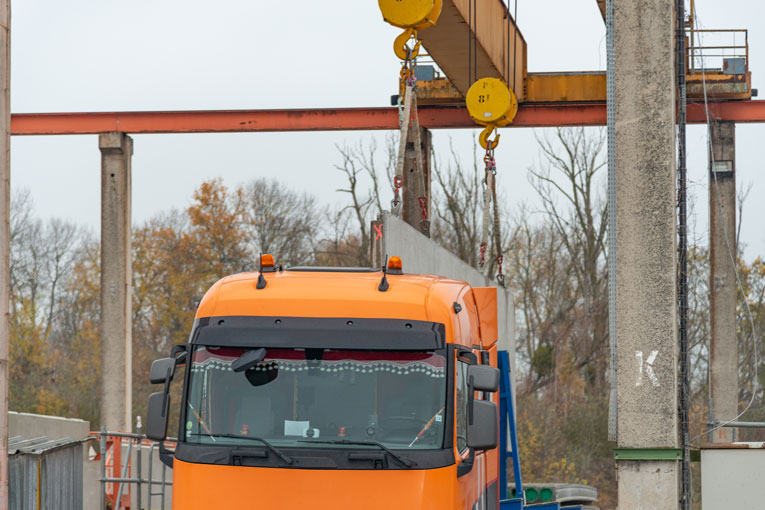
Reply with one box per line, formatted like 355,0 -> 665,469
392,59 -> 430,235
379,0 -> 441,237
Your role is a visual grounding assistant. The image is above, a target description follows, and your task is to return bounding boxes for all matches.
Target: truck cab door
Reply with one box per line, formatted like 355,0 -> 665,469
454,348 -> 500,509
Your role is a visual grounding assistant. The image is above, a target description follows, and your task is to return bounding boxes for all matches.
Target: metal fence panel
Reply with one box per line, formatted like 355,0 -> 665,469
9,454 -> 37,510
41,443 -> 83,510
9,437 -> 84,510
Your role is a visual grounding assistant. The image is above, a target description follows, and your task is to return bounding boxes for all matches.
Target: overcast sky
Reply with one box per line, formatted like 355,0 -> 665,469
10,0 -> 765,259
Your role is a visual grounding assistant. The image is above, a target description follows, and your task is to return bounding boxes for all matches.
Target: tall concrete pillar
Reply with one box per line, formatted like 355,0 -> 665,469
401,126 -> 431,236
614,0 -> 679,507
709,121 -> 737,442
99,133 -> 133,432
0,1 -> 9,507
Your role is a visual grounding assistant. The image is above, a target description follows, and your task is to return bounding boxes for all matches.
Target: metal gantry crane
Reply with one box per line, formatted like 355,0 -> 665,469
0,2 -> 762,510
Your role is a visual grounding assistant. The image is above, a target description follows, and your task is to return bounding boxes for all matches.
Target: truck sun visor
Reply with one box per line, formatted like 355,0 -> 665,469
189,316 -> 446,351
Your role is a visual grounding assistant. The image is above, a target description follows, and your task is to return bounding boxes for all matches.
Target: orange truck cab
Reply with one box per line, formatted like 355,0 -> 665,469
146,256 -> 504,509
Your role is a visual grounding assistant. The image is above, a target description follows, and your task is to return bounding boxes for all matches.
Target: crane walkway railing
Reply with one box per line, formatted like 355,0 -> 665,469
687,28 -> 748,74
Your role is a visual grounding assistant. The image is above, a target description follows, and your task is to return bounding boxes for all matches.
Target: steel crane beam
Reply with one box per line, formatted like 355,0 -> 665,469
417,0 -> 526,99
9,101 -> 765,135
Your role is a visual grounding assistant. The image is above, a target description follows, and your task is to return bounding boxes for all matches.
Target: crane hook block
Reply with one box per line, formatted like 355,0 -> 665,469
379,0 -> 442,30
466,78 -> 518,127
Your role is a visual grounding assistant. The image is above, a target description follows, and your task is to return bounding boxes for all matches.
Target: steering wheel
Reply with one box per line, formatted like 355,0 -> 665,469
379,416 -> 428,430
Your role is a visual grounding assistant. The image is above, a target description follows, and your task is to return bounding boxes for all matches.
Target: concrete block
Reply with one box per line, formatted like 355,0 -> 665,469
617,460 -> 679,510
98,132 -> 131,152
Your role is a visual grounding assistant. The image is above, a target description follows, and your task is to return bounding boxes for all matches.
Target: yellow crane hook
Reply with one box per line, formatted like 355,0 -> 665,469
379,0 -> 442,60
479,125 -> 500,151
394,28 -> 422,61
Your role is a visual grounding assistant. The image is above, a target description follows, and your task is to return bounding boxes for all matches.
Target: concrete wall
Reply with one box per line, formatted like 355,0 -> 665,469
379,212 -> 516,370
9,411 -> 90,442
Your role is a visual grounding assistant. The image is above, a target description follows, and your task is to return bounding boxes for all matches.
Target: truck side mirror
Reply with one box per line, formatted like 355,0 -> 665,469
468,365 -> 500,392
146,391 -> 170,441
150,358 -> 176,384
467,400 -> 498,450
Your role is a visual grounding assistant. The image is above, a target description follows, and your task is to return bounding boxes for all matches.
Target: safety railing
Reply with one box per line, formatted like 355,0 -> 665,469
94,428 -> 173,510
687,28 -> 748,74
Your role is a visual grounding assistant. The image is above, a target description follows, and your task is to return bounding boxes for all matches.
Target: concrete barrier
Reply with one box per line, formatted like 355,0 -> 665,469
9,411 -> 89,442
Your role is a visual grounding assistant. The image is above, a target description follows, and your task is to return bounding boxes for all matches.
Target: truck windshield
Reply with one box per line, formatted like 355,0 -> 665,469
184,346 -> 447,450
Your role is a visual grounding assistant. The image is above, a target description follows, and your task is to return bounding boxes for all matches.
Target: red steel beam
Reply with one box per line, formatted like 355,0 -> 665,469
9,101 -> 765,135
686,100 -> 765,123
9,105 -> 605,135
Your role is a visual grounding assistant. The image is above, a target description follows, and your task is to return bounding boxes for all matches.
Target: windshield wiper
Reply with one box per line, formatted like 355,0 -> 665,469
297,439 -> 415,467
187,433 -> 293,464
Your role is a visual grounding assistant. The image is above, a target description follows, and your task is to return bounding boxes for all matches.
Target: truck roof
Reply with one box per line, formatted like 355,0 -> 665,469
195,268 -> 474,344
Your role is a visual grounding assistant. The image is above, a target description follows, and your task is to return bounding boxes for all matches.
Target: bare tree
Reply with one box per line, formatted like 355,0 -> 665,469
526,127 -> 609,393
430,140 -> 483,268
505,213 -> 578,393
8,189 -> 87,414
10,190 -> 84,341
736,181 -> 752,253
244,178 -> 322,266
328,138 -> 395,266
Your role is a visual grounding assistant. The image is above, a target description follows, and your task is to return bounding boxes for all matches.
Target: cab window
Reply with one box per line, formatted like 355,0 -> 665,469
455,359 -> 469,453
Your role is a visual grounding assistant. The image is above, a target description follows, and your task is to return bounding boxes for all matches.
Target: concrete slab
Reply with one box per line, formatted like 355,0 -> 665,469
9,411 -> 89,441
378,211 -> 515,369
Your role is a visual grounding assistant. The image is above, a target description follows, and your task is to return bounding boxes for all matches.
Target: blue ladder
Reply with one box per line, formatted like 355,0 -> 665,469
498,350 -> 525,508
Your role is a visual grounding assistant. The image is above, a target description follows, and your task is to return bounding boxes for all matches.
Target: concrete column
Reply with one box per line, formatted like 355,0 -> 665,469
614,0 -> 679,506
401,126 -> 431,236
709,121 -> 737,442
0,1 -> 9,507
99,133 -> 133,432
